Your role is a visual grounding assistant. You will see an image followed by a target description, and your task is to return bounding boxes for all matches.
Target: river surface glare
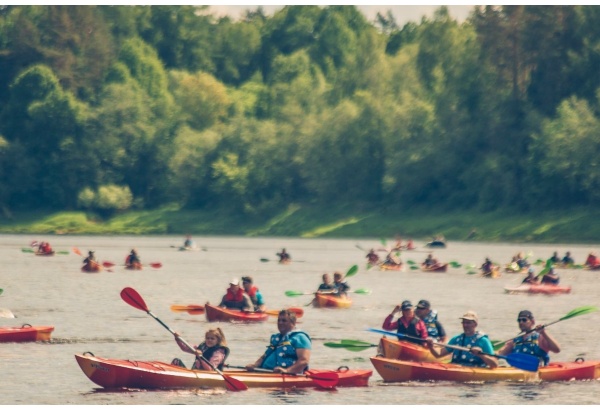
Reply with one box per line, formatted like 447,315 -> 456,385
1,234 -> 599,405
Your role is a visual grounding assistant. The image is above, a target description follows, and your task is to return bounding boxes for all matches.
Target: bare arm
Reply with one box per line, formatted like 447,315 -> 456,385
275,348 -> 310,374
538,327 -> 561,353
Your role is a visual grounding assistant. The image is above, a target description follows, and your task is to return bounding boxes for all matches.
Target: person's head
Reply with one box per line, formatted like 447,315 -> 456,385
228,278 -> 240,290
553,251 -> 558,256
241,276 -> 253,290
277,309 -> 297,334
88,251 -> 94,256
333,272 -> 343,282
427,254 -> 432,258
322,273 -> 331,284
205,327 -> 227,347
527,267 -> 535,276
460,311 -> 478,335
517,310 -> 535,331
566,252 -> 571,256
485,257 -> 491,263
131,248 -> 137,254
415,300 -> 431,318
400,300 -> 414,317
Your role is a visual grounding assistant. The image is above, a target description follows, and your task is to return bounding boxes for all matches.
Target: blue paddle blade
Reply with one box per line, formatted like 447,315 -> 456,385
502,352 -> 540,372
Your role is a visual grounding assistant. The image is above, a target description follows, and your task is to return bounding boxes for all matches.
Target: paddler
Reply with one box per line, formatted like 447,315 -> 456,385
332,271 -> 350,298
414,300 -> 447,343
219,278 -> 253,312
382,300 -> 428,345
241,276 -> 265,312
171,327 -> 229,370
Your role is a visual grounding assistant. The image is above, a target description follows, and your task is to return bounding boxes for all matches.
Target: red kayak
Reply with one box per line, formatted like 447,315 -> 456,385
204,304 -> 269,323
420,263 -> 448,272
75,353 -> 372,389
35,251 -> 55,256
0,324 -> 54,342
504,284 -> 572,294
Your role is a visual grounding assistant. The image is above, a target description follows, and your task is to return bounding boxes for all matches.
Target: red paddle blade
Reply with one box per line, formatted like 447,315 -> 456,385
288,307 -> 304,318
120,287 -> 149,312
150,262 -> 162,268
103,261 -> 115,268
222,374 -> 248,391
72,247 -> 82,256
305,370 -> 339,388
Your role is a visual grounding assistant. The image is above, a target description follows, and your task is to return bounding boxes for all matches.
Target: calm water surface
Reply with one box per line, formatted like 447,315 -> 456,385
1,234 -> 599,405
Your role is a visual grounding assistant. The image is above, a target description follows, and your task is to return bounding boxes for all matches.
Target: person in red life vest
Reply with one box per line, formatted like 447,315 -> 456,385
38,241 -> 53,254
219,278 -> 253,311
125,248 -> 142,269
382,300 -> 428,345
585,252 -> 600,268
405,239 -> 415,250
366,249 -> 380,265
241,276 -> 265,312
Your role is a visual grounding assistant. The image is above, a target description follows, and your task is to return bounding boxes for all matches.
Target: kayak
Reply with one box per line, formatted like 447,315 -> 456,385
204,304 -> 269,323
584,265 -> 600,271
379,263 -> 403,271
125,262 -> 143,271
504,284 -> 572,294
504,263 -> 528,274
313,293 -> 352,308
420,263 -> 448,272
178,246 -> 199,251
378,337 -> 445,362
425,241 -> 446,248
370,356 -> 600,382
35,251 -> 55,256
75,353 -> 372,389
0,324 -> 54,342
81,263 -> 103,273
482,267 -> 501,278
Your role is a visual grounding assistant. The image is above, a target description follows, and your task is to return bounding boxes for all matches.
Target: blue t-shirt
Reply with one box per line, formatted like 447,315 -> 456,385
261,331 -> 312,370
255,290 -> 265,306
446,332 -> 494,366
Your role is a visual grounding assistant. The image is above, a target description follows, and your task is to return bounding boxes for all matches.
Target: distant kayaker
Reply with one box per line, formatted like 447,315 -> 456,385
585,252 -> 599,268
241,276 -> 265,312
219,278 -> 253,312
366,249 -> 380,265
277,248 -> 291,263
415,300 -> 447,343
480,258 -> 494,276
496,310 -> 560,366
126,249 -> 141,269
183,235 -> 194,248
515,252 -> 529,268
426,311 -> 498,368
83,251 -> 99,271
245,309 -> 311,374
382,300 -> 428,345
561,252 -> 574,266
383,251 -> 401,266
422,254 -> 438,268
332,271 -> 350,297
171,327 -> 229,371
549,251 -> 560,264
540,268 -> 560,285
405,238 -> 415,250
316,273 -> 335,293
37,241 -> 53,254
522,267 -> 539,284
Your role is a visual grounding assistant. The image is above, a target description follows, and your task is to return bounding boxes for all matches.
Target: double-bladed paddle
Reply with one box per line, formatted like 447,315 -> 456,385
224,365 -> 339,389
492,306 -> 598,349
104,261 -> 162,269
21,248 -> 69,255
285,288 -> 371,297
170,304 -> 305,318
120,287 -> 247,391
366,328 -> 540,372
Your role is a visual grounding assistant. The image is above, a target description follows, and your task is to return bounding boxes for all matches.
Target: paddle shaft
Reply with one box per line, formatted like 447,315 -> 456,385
226,365 -> 304,376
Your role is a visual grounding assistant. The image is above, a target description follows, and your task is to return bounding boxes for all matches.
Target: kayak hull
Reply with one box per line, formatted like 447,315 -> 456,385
313,293 -> 352,308
0,325 -> 54,342
81,263 -> 103,273
204,304 -> 269,323
379,263 -> 403,271
75,354 -> 372,389
425,241 -> 446,248
35,251 -> 55,256
420,263 -> 448,272
378,337 -> 443,362
370,357 -> 600,382
125,262 -> 143,271
504,284 -> 572,294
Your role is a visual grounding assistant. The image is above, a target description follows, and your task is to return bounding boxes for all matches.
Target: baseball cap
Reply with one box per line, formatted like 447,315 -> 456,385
229,278 -> 240,286
460,311 -> 478,323
401,300 -> 413,310
518,310 -> 534,320
242,276 -> 253,284
416,300 -> 430,309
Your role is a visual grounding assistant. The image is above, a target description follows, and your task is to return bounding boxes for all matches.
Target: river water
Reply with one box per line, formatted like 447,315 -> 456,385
1,234 -> 599,405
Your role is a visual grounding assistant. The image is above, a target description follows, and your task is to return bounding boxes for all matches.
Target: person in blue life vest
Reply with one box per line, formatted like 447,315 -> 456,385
382,300 -> 428,345
183,235 -> 194,248
426,311 -> 498,368
245,309 -> 311,374
332,271 -> 350,297
414,300 -> 447,343
171,327 -> 229,370
241,276 -> 265,312
495,310 -> 560,366
549,251 -> 561,264
316,273 -> 335,293
561,252 -> 574,266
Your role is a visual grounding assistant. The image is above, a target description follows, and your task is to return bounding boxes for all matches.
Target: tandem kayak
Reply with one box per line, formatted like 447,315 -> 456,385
504,284 -> 572,294
313,293 -> 352,308
370,356 -> 600,383
0,324 -> 54,342
75,353 -> 372,389
377,337 -> 445,362
420,263 -> 448,273
204,304 -> 269,323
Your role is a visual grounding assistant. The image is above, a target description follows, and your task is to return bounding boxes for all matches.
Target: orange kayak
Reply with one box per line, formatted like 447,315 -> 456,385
313,293 -> 352,308
0,324 -> 54,342
377,337 -> 445,362
75,353 -> 372,389
379,263 -> 403,271
81,262 -> 103,273
370,356 -> 600,382
125,262 -> 143,270
204,304 -> 269,323
35,251 -> 55,256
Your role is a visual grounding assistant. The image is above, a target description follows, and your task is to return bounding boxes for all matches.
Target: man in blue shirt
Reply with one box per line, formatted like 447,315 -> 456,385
246,310 -> 311,374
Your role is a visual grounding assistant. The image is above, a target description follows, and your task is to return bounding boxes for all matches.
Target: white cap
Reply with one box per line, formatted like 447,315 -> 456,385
229,278 -> 240,286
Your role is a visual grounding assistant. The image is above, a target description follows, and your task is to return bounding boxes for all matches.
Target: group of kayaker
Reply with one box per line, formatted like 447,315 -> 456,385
80,248 -> 143,271
315,272 -> 350,298
382,300 -> 447,344
219,276 -> 266,313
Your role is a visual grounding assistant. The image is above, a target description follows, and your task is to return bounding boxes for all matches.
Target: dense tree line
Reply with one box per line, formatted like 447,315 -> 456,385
1,5 -> 599,217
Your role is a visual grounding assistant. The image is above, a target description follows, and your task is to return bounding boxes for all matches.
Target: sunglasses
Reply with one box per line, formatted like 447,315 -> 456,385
517,318 -> 529,323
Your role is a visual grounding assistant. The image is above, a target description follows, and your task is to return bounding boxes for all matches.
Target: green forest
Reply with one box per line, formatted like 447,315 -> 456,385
1,5 -> 600,239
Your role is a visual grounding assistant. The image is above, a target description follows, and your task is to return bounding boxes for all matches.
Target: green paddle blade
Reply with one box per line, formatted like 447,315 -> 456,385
21,248 -> 34,253
465,263 -> 476,269
466,270 -> 478,275
0,288 -> 3,296
559,306 -> 598,321
449,261 -> 462,268
57,251 -> 69,255
341,339 -> 374,346
410,265 -> 419,270
285,290 -> 310,297
323,342 -> 373,352
353,288 -> 371,295
407,260 -> 416,265
492,340 -> 506,349
380,238 -> 387,246
345,264 -> 359,278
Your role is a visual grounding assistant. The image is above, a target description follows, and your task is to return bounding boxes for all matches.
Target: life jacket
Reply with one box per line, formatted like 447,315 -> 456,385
245,286 -> 260,306
422,310 -> 441,340
512,332 -> 550,366
192,342 -> 230,371
450,331 -> 488,367
262,331 -> 311,371
396,317 -> 421,342
224,287 -> 245,302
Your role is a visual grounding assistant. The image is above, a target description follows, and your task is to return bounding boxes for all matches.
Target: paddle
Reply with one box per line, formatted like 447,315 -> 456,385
260,258 -> 305,263
366,328 -> 539,372
324,340 -> 378,351
224,365 -> 339,389
120,287 -> 247,391
0,308 -> 15,318
170,304 -> 206,314
0,288 -> 3,296
492,306 -> 598,349
72,247 -> 82,256
285,288 -> 371,297
104,261 -> 162,269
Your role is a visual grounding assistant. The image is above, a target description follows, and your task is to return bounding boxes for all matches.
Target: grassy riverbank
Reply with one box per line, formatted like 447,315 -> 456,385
1,203 -> 600,244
